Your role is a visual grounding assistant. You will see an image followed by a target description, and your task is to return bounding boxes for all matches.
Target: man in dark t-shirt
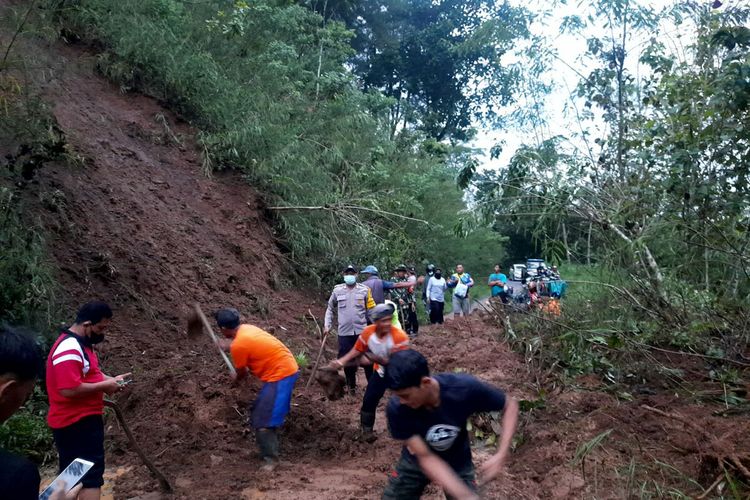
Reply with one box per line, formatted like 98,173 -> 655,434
0,326 -> 45,499
383,350 -> 519,499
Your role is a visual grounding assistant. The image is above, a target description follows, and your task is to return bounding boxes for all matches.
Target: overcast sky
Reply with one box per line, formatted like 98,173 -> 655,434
472,0 -> 707,171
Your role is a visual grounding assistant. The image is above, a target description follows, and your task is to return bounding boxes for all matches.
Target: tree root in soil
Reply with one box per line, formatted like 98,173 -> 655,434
642,405 -> 750,486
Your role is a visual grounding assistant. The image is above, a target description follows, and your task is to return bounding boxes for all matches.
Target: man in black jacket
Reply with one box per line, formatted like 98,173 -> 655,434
0,325 -> 80,500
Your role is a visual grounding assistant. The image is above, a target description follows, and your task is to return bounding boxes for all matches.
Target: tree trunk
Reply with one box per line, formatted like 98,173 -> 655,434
314,0 -> 328,103
562,221 -> 571,263
587,222 -> 592,266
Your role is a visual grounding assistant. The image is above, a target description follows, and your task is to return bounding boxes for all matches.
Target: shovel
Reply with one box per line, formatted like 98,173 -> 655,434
186,303 -> 237,378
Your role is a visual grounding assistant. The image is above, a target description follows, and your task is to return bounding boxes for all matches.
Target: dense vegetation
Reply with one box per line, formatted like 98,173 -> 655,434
41,0 -> 525,280
470,2 -> 750,386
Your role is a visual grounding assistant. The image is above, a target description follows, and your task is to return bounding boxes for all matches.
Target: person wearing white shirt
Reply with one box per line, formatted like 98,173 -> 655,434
425,268 -> 447,324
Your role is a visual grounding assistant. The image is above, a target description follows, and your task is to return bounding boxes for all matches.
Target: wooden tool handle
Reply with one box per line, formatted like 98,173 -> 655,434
194,303 -> 237,378
104,399 -> 173,492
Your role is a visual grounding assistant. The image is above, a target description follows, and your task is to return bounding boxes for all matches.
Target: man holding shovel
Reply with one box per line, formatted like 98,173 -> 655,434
328,302 -> 409,442
46,301 -> 131,500
324,265 -> 376,395
216,308 -> 299,470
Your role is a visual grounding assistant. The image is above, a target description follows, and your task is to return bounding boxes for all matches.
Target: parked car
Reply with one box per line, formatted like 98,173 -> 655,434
511,264 -> 526,281
526,258 -> 546,278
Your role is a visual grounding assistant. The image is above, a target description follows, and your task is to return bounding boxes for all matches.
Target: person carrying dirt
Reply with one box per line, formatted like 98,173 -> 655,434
488,264 -> 509,304
382,350 -> 519,500
328,302 -> 409,443
216,308 -> 299,470
46,302 -> 132,500
361,265 -> 412,305
324,265 -> 377,395
425,268 -> 447,324
447,264 -> 474,319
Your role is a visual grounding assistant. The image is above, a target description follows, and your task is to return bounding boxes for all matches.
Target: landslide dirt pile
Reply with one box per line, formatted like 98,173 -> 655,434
5,27 -> 749,499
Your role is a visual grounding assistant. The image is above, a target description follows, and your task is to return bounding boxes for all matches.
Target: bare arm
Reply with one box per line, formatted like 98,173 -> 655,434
479,397 -> 519,484
336,347 -> 363,366
231,367 -> 249,386
406,436 -> 479,500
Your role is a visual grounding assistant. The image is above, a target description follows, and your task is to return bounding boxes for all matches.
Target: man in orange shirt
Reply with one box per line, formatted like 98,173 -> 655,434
216,308 -> 299,470
329,302 -> 409,442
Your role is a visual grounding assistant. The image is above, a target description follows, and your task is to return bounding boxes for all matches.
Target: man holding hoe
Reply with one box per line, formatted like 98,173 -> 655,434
216,308 -> 299,470
328,302 -> 409,442
382,349 -> 519,499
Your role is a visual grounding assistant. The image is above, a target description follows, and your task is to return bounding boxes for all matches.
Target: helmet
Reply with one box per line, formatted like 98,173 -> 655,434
394,264 -> 407,272
426,264 -> 436,273
361,265 -> 379,275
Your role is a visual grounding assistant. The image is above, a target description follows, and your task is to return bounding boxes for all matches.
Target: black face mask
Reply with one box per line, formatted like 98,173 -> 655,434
89,333 -> 105,345
434,273 -> 442,279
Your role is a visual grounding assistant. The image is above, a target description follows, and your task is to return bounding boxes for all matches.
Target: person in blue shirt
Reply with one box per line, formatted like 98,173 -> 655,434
383,350 -> 519,500
446,264 -> 474,319
488,264 -> 509,304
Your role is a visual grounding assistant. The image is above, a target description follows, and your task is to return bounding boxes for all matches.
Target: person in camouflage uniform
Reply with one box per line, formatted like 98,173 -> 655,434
390,265 -> 417,336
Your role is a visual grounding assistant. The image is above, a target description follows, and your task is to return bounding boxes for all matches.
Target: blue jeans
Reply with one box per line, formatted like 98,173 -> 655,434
251,372 -> 299,428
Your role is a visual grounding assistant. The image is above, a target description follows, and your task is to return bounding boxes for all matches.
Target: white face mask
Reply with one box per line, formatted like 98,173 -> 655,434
344,275 -> 357,286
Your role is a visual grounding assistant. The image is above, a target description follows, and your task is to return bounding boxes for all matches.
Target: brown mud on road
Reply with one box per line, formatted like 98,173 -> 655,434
3,19 -> 749,498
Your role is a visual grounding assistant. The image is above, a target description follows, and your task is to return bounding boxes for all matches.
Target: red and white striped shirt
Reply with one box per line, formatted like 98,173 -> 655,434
46,331 -> 105,429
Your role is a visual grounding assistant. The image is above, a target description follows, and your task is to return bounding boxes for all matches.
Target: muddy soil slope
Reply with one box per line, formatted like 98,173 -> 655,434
4,19 -> 749,499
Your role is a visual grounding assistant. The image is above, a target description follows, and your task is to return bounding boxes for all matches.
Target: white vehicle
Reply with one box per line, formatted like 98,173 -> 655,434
511,264 -> 526,281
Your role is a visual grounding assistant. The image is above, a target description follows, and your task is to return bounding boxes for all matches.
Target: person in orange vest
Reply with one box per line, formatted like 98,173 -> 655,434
216,308 -> 299,470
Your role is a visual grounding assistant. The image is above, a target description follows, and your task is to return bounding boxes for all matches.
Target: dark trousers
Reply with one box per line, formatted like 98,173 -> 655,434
382,456 -> 476,499
361,371 -> 389,415
52,415 -> 105,489
406,304 -> 419,335
429,301 -> 444,324
338,335 -> 373,389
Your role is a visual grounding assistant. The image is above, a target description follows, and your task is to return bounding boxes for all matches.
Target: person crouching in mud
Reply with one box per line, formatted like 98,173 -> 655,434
382,350 -> 519,500
328,302 -> 409,442
216,308 -> 299,471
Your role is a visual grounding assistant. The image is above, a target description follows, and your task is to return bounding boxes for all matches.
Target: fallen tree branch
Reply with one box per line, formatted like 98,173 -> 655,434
728,455 -> 750,481
629,340 -> 750,368
696,473 -> 724,500
267,204 -> 429,224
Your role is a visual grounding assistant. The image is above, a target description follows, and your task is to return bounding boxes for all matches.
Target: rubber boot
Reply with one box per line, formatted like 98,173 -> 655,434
256,428 -> 279,471
359,411 -> 377,443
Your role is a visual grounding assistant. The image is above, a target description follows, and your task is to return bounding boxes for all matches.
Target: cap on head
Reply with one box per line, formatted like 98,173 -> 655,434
385,349 -> 429,390
343,264 -> 357,274
361,265 -> 379,275
215,308 -> 241,329
370,302 -> 395,322
394,264 -> 407,272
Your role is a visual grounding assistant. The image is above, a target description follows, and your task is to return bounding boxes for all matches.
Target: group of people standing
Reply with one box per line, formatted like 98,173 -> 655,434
322,262 -> 519,498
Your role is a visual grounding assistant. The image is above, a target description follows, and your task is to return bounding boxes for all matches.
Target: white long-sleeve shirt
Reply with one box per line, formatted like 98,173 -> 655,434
426,277 -> 447,302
